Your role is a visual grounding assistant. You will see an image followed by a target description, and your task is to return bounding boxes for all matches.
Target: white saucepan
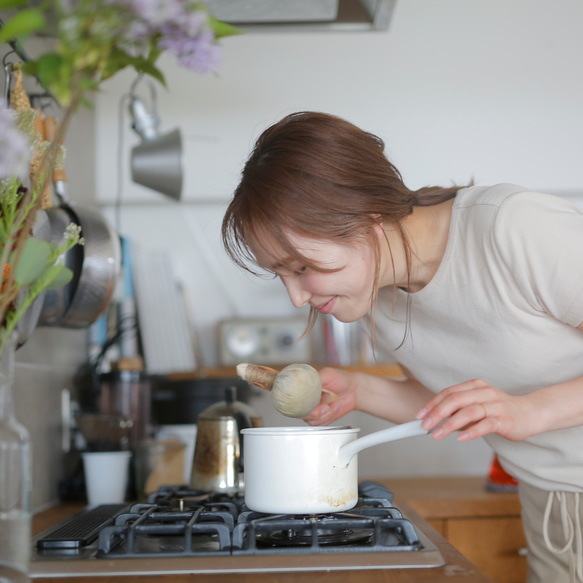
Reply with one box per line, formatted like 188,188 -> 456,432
241,419 -> 428,514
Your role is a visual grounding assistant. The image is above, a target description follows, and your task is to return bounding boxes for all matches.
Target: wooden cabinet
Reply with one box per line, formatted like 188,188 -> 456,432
385,477 -> 528,583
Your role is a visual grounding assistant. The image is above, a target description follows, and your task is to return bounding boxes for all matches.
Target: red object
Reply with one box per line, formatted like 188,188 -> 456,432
486,455 -> 519,492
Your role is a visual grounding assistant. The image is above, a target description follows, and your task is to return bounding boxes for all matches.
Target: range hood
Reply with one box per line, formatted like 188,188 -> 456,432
207,0 -> 396,31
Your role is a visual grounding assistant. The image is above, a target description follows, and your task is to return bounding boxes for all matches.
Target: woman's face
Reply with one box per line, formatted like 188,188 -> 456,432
251,231 -> 379,323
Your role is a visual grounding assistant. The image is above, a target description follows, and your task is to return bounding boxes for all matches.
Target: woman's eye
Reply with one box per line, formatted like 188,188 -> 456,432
293,266 -> 307,276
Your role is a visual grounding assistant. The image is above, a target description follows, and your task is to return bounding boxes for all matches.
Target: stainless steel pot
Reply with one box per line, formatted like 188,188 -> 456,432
56,202 -> 120,328
38,116 -> 121,328
241,420 -> 428,514
36,204 -> 80,325
38,202 -> 120,328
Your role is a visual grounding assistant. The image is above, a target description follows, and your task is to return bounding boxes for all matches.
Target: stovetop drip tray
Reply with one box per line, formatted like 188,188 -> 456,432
31,481 -> 445,577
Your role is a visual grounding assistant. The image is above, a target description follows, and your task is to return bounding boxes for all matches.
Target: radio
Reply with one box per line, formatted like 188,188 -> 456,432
217,317 -> 312,366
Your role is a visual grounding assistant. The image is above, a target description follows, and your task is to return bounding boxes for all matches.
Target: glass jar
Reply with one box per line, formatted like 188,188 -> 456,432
0,333 -> 32,583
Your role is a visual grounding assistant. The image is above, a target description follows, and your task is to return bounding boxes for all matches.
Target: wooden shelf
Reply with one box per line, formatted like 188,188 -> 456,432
182,363 -> 404,380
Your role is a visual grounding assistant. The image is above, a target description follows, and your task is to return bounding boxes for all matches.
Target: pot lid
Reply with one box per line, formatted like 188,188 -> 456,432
241,425 -> 359,436
198,386 -> 259,420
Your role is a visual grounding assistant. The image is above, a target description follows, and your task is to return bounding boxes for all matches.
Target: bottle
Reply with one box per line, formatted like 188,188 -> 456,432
0,333 -> 32,583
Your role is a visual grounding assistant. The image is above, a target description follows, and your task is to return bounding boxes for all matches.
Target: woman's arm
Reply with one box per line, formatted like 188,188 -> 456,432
303,366 -> 435,426
416,375 -> 583,442
417,320 -> 583,441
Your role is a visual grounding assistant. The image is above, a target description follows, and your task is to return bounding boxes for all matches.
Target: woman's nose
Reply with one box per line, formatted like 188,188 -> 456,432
283,278 -> 311,308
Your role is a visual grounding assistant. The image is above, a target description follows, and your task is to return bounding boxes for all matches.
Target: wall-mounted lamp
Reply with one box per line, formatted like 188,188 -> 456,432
129,77 -> 183,201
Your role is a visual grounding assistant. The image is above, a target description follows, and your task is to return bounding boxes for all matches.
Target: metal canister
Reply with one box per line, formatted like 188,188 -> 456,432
190,386 -> 261,493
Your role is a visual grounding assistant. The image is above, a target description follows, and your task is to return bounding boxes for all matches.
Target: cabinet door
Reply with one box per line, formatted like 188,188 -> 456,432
447,517 -> 528,583
427,518 -> 446,537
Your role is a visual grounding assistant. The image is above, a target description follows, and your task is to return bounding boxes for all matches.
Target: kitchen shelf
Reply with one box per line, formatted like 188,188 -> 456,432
172,362 -> 404,381
212,0 -> 397,32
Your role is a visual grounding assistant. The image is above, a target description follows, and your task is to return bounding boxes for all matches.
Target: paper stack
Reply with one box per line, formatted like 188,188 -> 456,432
132,247 -> 197,375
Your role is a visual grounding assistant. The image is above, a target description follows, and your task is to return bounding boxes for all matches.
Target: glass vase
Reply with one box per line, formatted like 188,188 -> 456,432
0,333 -> 32,583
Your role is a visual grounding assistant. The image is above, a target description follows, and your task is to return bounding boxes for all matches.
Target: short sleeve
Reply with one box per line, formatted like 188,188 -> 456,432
492,192 -> 583,327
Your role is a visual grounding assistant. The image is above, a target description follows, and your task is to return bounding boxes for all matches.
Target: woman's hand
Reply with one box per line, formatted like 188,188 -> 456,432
303,367 -> 359,426
415,379 -> 538,442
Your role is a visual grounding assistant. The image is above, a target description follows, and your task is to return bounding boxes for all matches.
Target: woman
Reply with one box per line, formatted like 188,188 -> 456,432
221,111 -> 583,583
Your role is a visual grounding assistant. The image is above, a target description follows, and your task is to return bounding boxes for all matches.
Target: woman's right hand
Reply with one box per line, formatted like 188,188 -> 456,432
303,367 -> 359,426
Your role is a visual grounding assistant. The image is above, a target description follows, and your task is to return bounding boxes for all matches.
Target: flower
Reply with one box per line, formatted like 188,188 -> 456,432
0,107 -> 30,180
158,28 -> 221,73
0,0 -> 239,105
0,0 -> 238,354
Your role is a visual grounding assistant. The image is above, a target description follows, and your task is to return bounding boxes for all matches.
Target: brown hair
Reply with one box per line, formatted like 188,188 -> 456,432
222,111 -> 464,338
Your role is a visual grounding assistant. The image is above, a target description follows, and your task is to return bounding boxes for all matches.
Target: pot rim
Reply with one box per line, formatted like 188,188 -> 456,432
240,425 -> 360,436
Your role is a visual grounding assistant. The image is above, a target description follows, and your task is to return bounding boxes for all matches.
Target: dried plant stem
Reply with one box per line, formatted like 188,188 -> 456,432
236,363 -> 278,391
0,88 -> 82,346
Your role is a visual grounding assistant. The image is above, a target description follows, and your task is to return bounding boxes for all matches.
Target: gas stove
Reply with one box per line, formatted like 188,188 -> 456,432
31,481 -> 444,577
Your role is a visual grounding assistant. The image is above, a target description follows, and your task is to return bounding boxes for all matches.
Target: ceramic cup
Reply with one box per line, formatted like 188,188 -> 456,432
82,451 -> 132,506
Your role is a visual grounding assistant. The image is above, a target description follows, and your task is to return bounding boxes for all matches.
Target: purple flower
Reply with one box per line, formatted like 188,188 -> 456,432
181,10 -> 207,37
158,29 -> 221,73
129,0 -> 183,29
105,0 -> 223,74
126,19 -> 151,41
0,106 -> 30,180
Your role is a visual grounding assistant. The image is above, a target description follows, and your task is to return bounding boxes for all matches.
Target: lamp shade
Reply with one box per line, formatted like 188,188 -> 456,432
130,128 -> 183,200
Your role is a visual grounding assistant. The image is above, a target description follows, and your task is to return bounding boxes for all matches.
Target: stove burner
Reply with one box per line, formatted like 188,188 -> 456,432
36,482 -> 424,560
257,525 -> 372,547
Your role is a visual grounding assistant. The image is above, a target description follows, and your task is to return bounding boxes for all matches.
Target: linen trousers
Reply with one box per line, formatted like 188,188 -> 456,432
518,481 -> 583,583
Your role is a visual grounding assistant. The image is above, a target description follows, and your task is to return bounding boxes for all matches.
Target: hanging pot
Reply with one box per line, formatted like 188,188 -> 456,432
36,204 -> 81,326
38,116 -> 121,328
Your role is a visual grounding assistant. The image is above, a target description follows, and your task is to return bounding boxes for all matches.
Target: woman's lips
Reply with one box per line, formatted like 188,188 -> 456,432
315,297 -> 336,315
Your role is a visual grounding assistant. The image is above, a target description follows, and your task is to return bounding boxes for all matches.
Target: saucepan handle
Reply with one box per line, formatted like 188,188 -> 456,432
337,419 -> 428,467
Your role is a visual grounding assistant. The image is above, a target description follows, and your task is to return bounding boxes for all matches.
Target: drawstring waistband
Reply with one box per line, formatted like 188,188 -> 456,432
543,491 -> 583,583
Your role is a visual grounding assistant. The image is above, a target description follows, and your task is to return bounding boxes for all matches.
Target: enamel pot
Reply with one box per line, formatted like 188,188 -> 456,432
241,419 -> 428,514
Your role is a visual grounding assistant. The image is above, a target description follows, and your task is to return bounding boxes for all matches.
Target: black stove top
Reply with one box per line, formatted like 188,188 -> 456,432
31,481 -> 445,577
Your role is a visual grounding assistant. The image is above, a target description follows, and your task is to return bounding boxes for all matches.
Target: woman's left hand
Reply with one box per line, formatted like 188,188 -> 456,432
415,379 -> 537,442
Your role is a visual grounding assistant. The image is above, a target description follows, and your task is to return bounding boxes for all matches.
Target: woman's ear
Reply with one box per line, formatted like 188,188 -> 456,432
371,217 -> 385,241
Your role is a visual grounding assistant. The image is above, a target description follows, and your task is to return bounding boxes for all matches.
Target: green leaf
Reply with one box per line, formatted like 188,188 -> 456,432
133,60 -> 165,86
147,40 -> 163,64
208,15 -> 242,39
0,0 -> 31,9
13,238 -> 51,286
0,9 -> 46,43
102,49 -> 166,86
101,48 -> 137,80
79,96 -> 94,110
35,52 -> 64,85
43,264 -> 73,290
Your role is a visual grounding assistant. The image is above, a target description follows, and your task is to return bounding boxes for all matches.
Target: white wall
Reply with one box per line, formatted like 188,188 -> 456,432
94,0 -> 583,478
96,0 -> 583,205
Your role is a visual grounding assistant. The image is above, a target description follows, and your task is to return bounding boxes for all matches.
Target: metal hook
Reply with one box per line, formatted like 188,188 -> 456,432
129,73 -> 159,118
2,48 -> 17,68
3,51 -> 17,107
128,74 -> 161,141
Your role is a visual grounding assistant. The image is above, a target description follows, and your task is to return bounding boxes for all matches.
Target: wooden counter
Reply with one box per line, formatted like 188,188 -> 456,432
386,477 -> 528,583
32,493 -> 495,583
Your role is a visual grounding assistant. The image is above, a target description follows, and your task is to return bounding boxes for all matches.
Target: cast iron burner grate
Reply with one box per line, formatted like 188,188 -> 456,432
91,481 -> 422,558
232,507 -> 421,555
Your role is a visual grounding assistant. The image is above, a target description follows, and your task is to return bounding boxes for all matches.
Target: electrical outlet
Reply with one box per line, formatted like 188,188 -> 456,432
218,317 -> 312,366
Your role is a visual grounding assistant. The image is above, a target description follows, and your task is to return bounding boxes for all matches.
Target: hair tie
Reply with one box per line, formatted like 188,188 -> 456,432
414,191 -> 419,204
